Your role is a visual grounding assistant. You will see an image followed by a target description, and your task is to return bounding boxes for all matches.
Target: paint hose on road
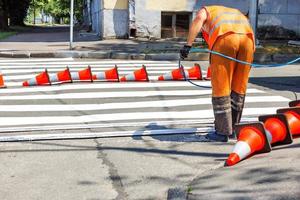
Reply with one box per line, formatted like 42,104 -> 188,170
179,48 -> 300,99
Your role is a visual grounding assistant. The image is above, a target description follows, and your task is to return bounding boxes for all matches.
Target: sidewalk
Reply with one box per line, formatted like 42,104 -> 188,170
0,26 -> 208,61
1,26 -> 298,62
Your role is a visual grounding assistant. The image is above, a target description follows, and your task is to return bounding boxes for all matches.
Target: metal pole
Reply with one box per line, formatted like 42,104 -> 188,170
70,0 -> 74,50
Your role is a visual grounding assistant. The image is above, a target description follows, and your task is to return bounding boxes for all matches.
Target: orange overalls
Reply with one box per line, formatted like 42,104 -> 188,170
202,6 -> 255,136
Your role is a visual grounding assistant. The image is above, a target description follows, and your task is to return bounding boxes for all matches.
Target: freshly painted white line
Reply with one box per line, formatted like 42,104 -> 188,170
0,57 -> 74,63
0,127 -> 213,142
0,96 -> 289,112
0,117 -> 258,133
0,107 -> 280,126
0,89 -> 263,100
0,81 -> 204,93
0,119 -> 214,133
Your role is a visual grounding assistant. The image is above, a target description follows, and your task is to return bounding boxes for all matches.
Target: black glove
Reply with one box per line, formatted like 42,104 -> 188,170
180,45 -> 192,59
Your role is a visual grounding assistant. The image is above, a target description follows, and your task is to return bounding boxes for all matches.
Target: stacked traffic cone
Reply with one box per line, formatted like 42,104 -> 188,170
49,67 -> 72,84
23,70 -> 51,87
92,66 -> 119,82
204,66 -> 211,80
158,63 -> 202,81
277,107 -> 300,137
225,122 -> 271,166
258,114 -> 293,145
70,66 -> 93,82
0,70 -> 6,88
289,100 -> 300,107
120,65 -> 149,82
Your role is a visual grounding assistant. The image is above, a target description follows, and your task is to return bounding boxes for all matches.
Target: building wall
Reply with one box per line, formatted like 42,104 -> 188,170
102,0 -> 129,38
258,0 -> 300,39
135,0 -> 251,38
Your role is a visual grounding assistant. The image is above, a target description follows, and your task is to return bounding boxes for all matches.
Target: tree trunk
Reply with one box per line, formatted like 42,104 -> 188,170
0,0 -> 8,30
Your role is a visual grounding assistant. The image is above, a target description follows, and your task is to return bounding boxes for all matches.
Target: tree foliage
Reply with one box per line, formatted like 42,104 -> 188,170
0,0 -> 83,29
28,0 -> 83,23
0,0 -> 31,29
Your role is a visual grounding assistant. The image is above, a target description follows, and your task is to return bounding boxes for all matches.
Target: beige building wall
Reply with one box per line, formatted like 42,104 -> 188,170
103,0 -> 128,10
146,0 -> 193,11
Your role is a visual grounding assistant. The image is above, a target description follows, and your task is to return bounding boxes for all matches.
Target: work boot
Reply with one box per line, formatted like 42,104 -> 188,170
204,131 -> 229,142
212,96 -> 233,136
231,91 -> 246,132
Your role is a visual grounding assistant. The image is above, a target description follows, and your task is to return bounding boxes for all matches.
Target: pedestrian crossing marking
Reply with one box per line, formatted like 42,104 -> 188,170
0,59 -> 291,135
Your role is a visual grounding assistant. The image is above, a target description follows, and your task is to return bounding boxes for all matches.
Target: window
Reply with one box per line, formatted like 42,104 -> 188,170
161,12 -> 191,38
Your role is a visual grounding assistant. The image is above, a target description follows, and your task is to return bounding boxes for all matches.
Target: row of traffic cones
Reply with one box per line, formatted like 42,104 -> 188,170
21,64 -> 211,87
226,100 -> 300,166
0,70 -> 6,88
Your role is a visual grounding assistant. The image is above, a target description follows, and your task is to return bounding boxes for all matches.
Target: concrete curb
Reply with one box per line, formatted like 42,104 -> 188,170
0,50 -> 299,63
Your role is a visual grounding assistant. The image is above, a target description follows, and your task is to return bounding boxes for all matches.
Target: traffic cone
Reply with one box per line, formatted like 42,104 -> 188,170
0,70 -> 6,88
92,66 -> 119,82
225,122 -> 271,166
70,66 -> 93,82
49,67 -> 72,84
204,66 -> 211,80
23,69 -> 51,87
277,107 -> 300,137
259,114 -> 293,145
158,63 -> 202,81
120,65 -> 149,82
289,100 -> 300,107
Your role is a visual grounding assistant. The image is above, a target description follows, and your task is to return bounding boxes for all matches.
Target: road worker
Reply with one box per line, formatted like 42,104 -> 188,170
180,5 -> 255,142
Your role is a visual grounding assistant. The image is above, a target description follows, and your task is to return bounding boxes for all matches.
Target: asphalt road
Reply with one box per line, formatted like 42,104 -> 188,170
0,58 -> 299,200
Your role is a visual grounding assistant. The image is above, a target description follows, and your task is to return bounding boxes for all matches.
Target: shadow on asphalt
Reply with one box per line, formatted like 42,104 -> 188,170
0,140 -> 228,158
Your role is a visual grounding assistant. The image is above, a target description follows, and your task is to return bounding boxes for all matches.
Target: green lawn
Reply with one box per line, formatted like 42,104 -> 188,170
0,31 -> 16,40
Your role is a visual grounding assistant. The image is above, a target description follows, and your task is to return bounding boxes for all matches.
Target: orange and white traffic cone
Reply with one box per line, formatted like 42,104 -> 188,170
23,69 -> 51,87
0,70 -> 7,88
259,114 -> 293,145
92,66 -> 119,82
120,65 -> 149,82
289,100 -> 300,107
49,67 -> 72,84
277,107 -> 300,137
71,66 -> 93,82
225,122 -> 271,166
158,63 -> 202,81
204,66 -> 211,80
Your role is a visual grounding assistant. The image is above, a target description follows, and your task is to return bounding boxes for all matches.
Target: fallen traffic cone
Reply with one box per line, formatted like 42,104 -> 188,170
92,66 -> 119,82
204,66 -> 211,80
23,69 -> 51,87
0,70 -> 6,88
49,67 -> 72,84
120,65 -> 149,82
70,66 -> 93,82
277,107 -> 300,137
158,63 -> 202,81
259,114 -> 293,145
225,122 -> 271,166
289,100 -> 300,107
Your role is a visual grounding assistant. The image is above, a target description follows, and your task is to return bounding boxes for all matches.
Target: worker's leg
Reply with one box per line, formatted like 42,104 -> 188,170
210,34 -> 239,136
231,34 -> 254,127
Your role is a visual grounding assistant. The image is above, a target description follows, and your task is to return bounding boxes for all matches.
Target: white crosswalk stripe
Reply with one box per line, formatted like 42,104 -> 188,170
0,58 -> 290,138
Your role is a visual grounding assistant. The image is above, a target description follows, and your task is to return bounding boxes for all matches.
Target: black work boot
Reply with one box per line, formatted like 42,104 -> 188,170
230,91 -> 246,139
206,96 -> 232,142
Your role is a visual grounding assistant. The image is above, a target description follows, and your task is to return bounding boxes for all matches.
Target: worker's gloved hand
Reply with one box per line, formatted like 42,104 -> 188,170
180,45 -> 192,59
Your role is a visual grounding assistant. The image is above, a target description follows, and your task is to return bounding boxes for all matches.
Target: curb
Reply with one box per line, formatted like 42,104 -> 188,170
0,50 -> 299,63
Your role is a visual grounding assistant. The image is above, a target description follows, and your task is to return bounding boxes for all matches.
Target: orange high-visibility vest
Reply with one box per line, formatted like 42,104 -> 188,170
202,6 -> 255,50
